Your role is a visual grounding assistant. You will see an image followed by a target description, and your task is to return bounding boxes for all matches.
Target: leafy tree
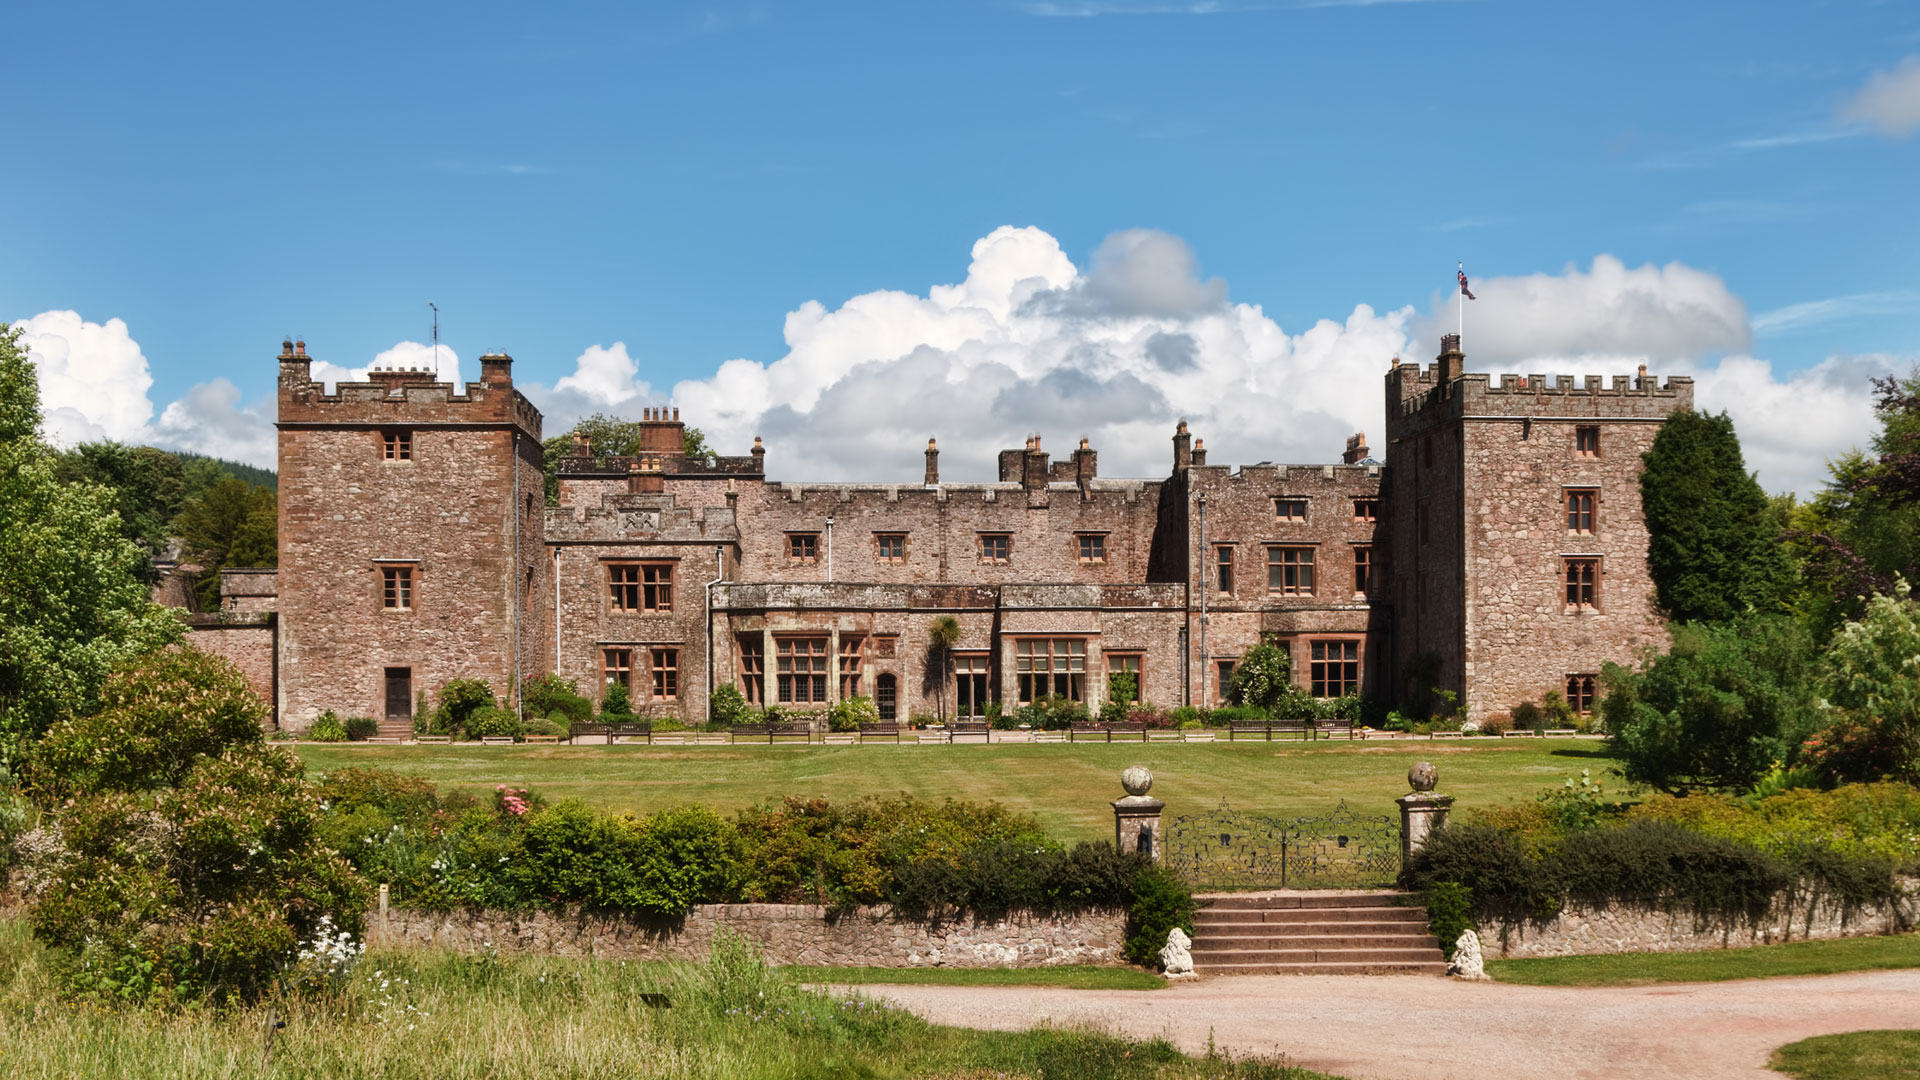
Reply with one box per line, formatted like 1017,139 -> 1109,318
52,443 -> 186,573
171,475 -> 277,608
1227,642 -> 1294,713
16,645 -> 368,1005
540,413 -> 714,504
926,615 -> 962,722
0,325 -> 181,753
599,679 -> 634,716
1807,580 -> 1920,784
1640,409 -> 1795,623
1602,615 -> 1823,794
1789,371 -> 1920,633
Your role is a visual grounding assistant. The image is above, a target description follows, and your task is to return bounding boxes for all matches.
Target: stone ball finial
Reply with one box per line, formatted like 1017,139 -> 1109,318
1121,766 -> 1153,797
1408,761 -> 1439,793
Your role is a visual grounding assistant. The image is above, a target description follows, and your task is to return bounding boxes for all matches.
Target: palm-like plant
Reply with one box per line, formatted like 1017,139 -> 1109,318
927,615 -> 962,722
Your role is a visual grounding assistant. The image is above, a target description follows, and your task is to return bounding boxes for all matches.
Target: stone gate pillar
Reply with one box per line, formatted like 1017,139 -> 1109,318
1112,766 -> 1165,862
1396,760 -> 1453,861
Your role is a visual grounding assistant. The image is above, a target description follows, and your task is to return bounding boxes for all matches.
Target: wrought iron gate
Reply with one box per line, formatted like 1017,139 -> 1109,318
1164,801 -> 1401,889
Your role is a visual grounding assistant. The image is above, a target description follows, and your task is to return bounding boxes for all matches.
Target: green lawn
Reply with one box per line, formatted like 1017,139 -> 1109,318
1771,1031 -> 1920,1079
1487,933 -> 1920,988
294,738 -> 1611,841
785,964 -> 1166,990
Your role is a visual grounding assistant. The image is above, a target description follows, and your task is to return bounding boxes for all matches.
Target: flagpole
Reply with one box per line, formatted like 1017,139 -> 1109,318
1457,261 -> 1464,344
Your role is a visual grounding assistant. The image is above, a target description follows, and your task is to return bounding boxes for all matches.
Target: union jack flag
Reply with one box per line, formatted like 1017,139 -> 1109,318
1457,266 -> 1476,301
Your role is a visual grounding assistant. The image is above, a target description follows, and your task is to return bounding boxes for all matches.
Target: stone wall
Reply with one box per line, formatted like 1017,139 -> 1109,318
184,614 -> 276,727
374,903 -> 1128,968
1490,881 -> 1917,959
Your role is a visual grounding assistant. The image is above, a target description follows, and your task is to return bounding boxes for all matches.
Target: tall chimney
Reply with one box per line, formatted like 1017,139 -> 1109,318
478,352 -> 514,387
1172,421 -> 1192,472
750,436 -> 765,473
1342,433 -> 1369,465
1189,439 -> 1206,467
924,437 -> 939,485
1437,334 -> 1463,384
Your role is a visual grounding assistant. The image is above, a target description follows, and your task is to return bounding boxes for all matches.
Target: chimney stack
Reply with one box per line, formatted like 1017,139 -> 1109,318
750,436 -> 765,473
1074,437 -> 1098,494
1437,334 -> 1463,384
1189,438 -> 1206,467
1637,363 -> 1648,389
1342,432 -> 1369,465
478,352 -> 514,387
924,437 -> 939,485
1172,421 -> 1192,472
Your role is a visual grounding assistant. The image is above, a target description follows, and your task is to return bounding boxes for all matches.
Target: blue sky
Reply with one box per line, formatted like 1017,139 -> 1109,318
6,1 -> 1918,492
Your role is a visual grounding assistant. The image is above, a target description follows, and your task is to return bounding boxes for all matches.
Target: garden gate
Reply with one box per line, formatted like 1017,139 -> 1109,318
1164,800 -> 1401,889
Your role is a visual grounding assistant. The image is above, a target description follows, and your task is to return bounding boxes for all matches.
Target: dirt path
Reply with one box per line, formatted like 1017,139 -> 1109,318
861,969 -> 1920,1080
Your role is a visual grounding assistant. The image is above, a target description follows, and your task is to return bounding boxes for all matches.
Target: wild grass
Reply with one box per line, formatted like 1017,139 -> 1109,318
783,964 -> 1166,990
1770,1030 -> 1920,1079
1487,933 -> 1920,987
0,919 -> 1333,1080
294,739 -> 1612,842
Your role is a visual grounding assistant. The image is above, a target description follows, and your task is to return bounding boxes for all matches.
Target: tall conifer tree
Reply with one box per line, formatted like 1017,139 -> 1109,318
1640,409 -> 1793,623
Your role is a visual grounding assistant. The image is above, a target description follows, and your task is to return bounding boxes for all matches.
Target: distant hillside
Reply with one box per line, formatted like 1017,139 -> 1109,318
175,451 -> 276,491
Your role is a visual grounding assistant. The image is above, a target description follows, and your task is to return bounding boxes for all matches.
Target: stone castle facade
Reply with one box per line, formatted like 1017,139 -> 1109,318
204,334 -> 1692,731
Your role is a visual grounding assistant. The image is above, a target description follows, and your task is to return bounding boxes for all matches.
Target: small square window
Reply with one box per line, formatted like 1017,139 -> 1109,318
1353,498 -> 1379,523
876,533 -> 906,563
1274,497 -> 1309,522
1077,533 -> 1107,564
979,533 -> 1011,563
1564,557 -> 1600,611
382,430 -> 412,461
1566,673 -> 1598,714
1266,546 -> 1316,597
1576,426 -> 1601,457
1565,488 -> 1597,534
650,648 -> 679,701
788,533 -> 819,564
381,566 -> 413,610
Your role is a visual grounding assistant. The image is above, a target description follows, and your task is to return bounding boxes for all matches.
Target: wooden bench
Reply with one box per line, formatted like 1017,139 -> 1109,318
1070,723 -> 1147,742
730,721 -> 815,743
480,735 -> 516,746
569,722 -> 613,745
1316,718 -> 1356,740
609,721 -> 653,744
1228,719 -> 1313,741
946,720 -> 991,742
858,722 -> 902,742
414,734 -> 453,745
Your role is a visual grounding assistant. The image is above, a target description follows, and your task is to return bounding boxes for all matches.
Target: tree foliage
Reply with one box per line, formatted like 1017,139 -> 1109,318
1807,580 -> 1920,785
16,646 -> 367,1005
171,475 -> 277,609
1226,642 -> 1294,713
540,413 -> 714,504
1602,616 -> 1823,794
0,325 -> 181,752
1641,409 -> 1794,623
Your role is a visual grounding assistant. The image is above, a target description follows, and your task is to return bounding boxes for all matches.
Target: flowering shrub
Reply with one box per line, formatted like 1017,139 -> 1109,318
307,711 -> 348,742
285,915 -> 365,995
494,785 -> 534,816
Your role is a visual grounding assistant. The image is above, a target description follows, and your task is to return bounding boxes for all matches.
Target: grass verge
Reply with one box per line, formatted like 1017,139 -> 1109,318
785,964 -> 1166,990
294,738 -> 1612,842
1770,1030 -> 1920,1079
0,918 -> 1330,1080
1487,933 -> 1920,987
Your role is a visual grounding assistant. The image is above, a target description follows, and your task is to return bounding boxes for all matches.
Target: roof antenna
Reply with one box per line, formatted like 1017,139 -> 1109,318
428,302 -> 439,375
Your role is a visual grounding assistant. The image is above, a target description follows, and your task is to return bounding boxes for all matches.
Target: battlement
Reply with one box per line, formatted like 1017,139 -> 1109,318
1386,338 -> 1694,429
276,338 -> 541,439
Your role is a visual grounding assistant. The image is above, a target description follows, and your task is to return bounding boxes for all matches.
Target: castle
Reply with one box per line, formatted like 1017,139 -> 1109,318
194,334 -> 1692,732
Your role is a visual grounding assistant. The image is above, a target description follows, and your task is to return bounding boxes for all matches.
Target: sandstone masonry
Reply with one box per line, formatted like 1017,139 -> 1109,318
244,334 -> 1690,730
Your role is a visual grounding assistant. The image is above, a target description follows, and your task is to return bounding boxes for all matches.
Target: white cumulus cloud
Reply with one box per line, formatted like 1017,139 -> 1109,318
530,228 -> 1877,497
12,310 -> 155,445
1842,54 -> 1920,138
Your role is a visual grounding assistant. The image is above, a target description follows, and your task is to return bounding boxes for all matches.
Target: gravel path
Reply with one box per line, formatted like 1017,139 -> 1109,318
861,969 -> 1920,1080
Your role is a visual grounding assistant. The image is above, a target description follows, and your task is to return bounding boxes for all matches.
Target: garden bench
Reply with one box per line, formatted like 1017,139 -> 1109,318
1230,719 -> 1313,741
858,722 -> 902,742
609,721 -> 653,744
946,720 -> 991,742
1316,718 -> 1356,740
1228,719 -> 1272,741
569,722 -> 614,745
480,735 -> 515,746
1072,722 -> 1147,742
731,721 -> 814,743
1542,728 -> 1578,737
524,734 -> 560,744
414,734 -> 452,745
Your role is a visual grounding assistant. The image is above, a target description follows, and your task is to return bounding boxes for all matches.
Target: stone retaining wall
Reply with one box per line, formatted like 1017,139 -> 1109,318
1491,879 -> 1918,959
375,903 -> 1128,968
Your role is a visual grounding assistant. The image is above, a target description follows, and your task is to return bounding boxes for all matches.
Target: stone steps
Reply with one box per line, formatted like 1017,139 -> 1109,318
1189,890 -> 1446,977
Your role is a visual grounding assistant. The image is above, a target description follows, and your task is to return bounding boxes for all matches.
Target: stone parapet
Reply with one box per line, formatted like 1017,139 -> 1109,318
374,903 -> 1128,968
